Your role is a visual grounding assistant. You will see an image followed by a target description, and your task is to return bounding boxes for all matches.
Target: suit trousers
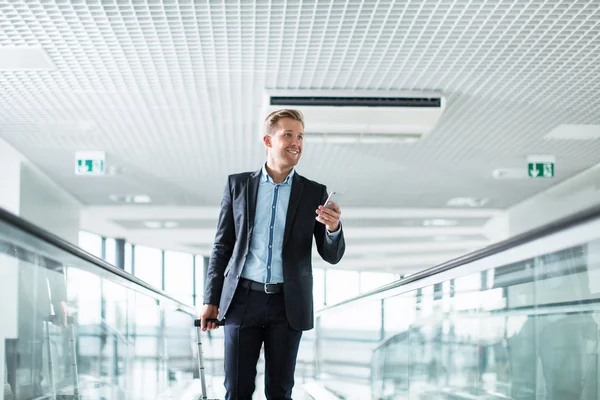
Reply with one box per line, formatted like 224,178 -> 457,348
224,283 -> 302,400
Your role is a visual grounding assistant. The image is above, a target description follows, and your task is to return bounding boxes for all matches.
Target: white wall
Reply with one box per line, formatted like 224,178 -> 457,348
0,138 -> 82,396
0,137 -> 82,242
0,139 -> 24,394
507,163 -> 600,235
0,140 -> 22,397
19,163 -> 82,244
0,139 -> 24,214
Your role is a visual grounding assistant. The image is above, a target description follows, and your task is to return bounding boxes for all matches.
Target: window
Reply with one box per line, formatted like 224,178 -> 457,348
67,268 -> 102,325
104,238 -> 116,265
125,243 -> 133,274
325,269 -> 360,305
164,251 -> 193,304
313,268 -> 325,310
78,231 -> 102,258
134,245 -> 163,289
195,255 -> 205,306
359,271 -> 396,293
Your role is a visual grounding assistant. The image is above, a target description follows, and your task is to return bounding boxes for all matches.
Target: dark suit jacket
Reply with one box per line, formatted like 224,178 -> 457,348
204,169 -> 345,331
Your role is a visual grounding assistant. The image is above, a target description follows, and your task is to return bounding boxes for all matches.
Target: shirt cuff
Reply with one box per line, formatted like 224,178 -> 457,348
326,224 -> 342,238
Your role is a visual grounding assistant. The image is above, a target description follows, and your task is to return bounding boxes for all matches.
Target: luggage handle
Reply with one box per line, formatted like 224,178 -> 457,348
194,318 -> 222,400
194,318 -> 225,327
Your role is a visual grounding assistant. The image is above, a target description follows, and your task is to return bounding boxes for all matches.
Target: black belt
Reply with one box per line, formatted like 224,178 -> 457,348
239,278 -> 284,294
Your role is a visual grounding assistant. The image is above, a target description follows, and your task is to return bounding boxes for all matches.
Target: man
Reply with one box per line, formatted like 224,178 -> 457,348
201,109 -> 345,399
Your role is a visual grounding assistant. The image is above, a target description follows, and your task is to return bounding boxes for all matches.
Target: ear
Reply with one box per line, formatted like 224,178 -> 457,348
263,135 -> 272,148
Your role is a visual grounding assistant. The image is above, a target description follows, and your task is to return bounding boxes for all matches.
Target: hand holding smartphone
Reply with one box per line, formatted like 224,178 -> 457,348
316,190 -> 343,231
323,191 -> 342,210
317,190 -> 342,219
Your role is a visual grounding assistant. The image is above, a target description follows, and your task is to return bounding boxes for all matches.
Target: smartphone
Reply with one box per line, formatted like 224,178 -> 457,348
323,191 -> 342,210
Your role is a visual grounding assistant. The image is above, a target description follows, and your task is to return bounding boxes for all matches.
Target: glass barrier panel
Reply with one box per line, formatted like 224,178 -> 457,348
315,216 -> 600,400
0,219 -> 198,400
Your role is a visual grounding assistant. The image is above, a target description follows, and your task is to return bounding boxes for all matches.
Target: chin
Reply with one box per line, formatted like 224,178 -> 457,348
283,155 -> 300,166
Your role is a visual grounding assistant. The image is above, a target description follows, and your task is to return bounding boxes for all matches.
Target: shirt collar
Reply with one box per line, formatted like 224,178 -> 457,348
261,164 -> 295,185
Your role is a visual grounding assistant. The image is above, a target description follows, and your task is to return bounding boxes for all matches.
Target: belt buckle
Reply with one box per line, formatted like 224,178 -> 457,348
264,283 -> 276,294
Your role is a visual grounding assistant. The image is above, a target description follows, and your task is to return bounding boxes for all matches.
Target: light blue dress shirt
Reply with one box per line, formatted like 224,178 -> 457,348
241,165 -> 341,284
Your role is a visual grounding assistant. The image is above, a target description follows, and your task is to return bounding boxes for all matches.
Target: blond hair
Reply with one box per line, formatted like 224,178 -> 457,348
263,109 -> 304,136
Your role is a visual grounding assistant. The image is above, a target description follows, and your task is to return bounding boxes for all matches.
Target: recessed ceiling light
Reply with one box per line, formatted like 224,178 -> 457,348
0,46 -> 56,71
163,221 -> 179,229
109,194 -> 152,204
446,197 -> 490,208
544,124 -> 600,140
492,168 -> 528,180
107,165 -> 125,176
423,219 -> 458,227
305,132 -> 421,144
38,120 -> 98,136
132,195 -> 151,203
143,221 -> 162,229
433,235 -> 463,242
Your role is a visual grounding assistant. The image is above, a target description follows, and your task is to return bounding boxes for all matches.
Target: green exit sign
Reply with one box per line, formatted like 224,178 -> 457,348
75,151 -> 105,176
528,162 -> 554,178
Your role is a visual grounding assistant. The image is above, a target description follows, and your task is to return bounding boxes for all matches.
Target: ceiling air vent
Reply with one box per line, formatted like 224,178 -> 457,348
262,90 -> 445,143
269,96 -> 442,108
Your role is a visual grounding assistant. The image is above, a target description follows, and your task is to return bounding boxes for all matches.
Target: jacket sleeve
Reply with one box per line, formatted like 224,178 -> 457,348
314,185 -> 345,264
204,176 -> 236,305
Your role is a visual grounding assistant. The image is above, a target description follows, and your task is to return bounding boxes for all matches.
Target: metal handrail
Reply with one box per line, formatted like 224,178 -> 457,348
0,206 -> 196,316
316,203 -> 600,316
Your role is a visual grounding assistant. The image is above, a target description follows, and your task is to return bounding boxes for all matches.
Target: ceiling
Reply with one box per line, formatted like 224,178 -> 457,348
1,0 -> 600,273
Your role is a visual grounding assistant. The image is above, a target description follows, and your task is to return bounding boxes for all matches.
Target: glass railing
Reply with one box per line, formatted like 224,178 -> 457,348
312,205 -> 600,400
0,207 -> 201,400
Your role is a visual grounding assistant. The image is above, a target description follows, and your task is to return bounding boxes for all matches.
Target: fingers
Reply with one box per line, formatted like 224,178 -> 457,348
200,305 -> 220,331
201,316 -> 218,331
316,212 -> 335,225
317,202 -> 340,216
204,318 -> 218,331
323,201 -> 340,213
316,203 -> 341,223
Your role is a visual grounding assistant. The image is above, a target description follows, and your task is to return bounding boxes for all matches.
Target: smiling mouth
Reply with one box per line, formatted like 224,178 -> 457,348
287,149 -> 299,155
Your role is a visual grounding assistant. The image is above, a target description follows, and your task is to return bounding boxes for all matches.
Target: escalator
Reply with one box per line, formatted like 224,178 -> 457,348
3,203 -> 600,399
0,208 -> 203,400
311,205 -> 600,400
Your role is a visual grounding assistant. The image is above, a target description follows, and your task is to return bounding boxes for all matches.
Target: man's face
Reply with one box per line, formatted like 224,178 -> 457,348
265,118 -> 304,168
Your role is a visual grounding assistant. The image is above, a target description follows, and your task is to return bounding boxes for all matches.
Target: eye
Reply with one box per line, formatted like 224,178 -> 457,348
298,135 -> 303,141
284,133 -> 291,137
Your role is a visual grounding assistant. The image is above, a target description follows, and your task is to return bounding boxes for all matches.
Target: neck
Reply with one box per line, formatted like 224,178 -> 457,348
265,162 -> 293,184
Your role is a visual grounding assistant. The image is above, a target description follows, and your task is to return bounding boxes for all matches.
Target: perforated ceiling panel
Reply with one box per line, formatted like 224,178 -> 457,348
1,0 -> 600,210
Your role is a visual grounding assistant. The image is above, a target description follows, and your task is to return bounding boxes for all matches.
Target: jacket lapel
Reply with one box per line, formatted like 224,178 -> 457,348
283,173 -> 304,245
246,170 -> 261,237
